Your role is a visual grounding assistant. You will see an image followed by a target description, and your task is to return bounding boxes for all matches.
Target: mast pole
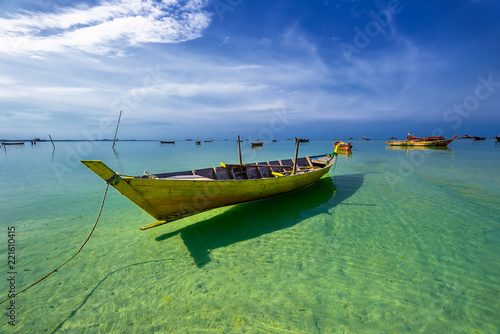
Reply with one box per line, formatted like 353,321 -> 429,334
237,135 -> 242,165
292,137 -> 299,174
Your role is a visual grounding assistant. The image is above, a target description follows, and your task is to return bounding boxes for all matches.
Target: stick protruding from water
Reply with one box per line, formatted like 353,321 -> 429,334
49,135 -> 55,150
112,110 -> 122,150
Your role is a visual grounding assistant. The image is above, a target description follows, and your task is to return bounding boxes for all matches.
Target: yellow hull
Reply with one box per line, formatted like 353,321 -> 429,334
81,154 -> 335,229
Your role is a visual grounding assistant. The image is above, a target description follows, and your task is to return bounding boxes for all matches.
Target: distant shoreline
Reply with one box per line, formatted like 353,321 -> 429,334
2,137 -> 497,143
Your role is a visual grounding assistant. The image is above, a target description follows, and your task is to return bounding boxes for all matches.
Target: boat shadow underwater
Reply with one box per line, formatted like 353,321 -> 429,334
155,173 -> 366,267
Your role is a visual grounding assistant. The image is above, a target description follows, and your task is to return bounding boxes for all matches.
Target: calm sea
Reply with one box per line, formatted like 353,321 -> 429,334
1,139 -> 499,333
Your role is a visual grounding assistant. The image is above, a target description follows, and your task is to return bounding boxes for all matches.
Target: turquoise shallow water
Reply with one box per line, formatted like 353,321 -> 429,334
1,139 -> 499,333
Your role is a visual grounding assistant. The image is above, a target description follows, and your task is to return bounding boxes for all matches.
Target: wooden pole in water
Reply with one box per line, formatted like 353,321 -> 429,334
292,137 -> 299,175
237,135 -> 242,165
49,135 -> 55,149
112,110 -> 122,150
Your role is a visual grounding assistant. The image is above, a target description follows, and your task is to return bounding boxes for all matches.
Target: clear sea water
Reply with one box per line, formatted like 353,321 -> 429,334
1,139 -> 499,333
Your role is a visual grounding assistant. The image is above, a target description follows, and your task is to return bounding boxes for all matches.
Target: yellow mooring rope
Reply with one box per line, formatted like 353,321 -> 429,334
0,184 -> 110,305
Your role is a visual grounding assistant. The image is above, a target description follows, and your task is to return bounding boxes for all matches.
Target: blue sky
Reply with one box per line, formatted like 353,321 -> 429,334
0,0 -> 499,140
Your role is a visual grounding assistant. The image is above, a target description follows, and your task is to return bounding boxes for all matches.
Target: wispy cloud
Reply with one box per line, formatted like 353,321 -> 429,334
0,84 -> 97,99
0,0 -> 212,56
130,81 -> 268,98
219,36 -> 230,46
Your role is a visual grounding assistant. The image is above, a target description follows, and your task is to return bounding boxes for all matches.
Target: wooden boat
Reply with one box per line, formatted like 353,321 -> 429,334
298,138 -> 310,143
251,142 -> 264,147
196,141 -> 201,145
160,141 -> 175,144
407,135 -> 444,141
1,142 -> 24,145
334,141 -> 352,152
472,136 -> 486,141
81,148 -> 338,230
496,136 -> 500,142
386,135 -> 457,147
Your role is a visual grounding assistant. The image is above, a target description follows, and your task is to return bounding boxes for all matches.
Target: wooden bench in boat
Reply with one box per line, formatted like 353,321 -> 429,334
147,156 -> 324,181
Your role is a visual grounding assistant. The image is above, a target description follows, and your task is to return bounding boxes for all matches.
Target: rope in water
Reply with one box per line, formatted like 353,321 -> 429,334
332,154 -> 339,171
329,152 -> 339,172
0,184 -> 110,305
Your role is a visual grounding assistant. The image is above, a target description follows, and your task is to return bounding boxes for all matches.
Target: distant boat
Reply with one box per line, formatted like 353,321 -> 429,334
388,137 -> 397,140
386,135 -> 457,147
272,139 -> 278,142
334,140 -> 353,152
1,142 -> 24,145
472,136 -> 486,141
186,139 -> 192,141
458,135 -> 473,139
298,138 -> 309,143
160,141 -> 175,144
196,141 -> 201,145
204,140 -> 213,143
360,136 -> 370,141
81,146 -> 339,230
251,142 -> 264,147
496,136 -> 500,142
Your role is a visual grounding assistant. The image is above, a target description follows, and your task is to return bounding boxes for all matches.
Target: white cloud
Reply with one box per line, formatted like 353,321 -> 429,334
0,0 -> 212,56
0,82 -> 97,99
129,81 -> 268,98
0,75 -> 18,85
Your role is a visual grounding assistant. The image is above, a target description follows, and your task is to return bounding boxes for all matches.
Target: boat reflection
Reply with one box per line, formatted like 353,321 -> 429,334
336,150 -> 352,157
386,146 -> 451,151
